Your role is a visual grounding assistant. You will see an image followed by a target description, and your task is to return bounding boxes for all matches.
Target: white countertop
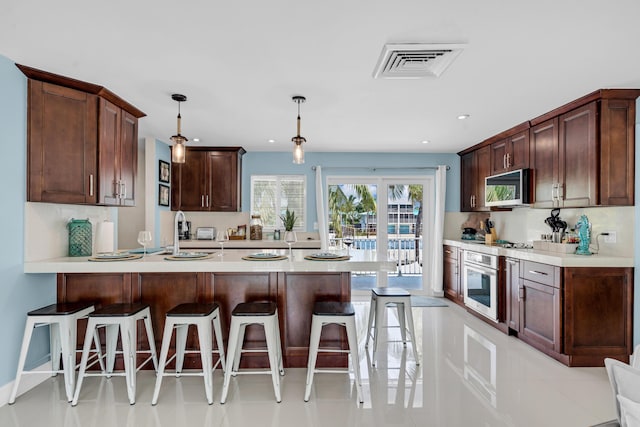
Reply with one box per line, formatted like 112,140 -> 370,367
443,239 -> 634,268
24,249 -> 395,274
178,239 -> 321,249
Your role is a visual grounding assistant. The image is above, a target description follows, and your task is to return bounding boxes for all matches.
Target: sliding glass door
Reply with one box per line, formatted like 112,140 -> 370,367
326,176 -> 433,295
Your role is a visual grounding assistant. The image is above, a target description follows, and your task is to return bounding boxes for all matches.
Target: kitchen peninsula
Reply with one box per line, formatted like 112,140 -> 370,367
25,250 -> 394,369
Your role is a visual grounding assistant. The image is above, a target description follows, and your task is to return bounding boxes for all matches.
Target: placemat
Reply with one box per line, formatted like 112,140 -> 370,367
88,254 -> 143,262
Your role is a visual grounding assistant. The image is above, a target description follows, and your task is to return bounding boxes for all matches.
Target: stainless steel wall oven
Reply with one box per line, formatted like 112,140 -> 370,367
462,250 -> 498,322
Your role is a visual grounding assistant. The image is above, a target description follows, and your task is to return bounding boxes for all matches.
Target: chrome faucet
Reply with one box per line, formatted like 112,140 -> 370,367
173,210 -> 186,255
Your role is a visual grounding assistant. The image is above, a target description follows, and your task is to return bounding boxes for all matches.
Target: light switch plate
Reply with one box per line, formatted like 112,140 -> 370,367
603,231 -> 617,244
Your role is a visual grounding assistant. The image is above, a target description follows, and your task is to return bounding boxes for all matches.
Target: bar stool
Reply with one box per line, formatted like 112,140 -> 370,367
220,302 -> 284,403
365,288 -> 419,366
9,302 -> 99,404
72,303 -> 158,406
152,302 -> 226,405
304,301 -> 363,403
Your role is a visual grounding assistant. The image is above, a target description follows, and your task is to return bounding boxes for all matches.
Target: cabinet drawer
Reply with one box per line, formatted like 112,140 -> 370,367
443,245 -> 458,260
522,261 -> 560,288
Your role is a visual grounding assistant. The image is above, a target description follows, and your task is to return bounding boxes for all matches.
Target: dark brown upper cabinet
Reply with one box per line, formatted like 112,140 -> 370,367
460,145 -> 490,212
171,147 -> 245,212
19,64 -> 145,206
489,123 -> 530,175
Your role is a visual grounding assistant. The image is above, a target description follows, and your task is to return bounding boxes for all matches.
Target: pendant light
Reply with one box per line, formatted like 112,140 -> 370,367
291,95 -> 306,164
170,94 -> 188,164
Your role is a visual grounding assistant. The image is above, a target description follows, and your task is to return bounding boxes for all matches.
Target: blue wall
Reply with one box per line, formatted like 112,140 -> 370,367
0,55 -> 56,388
241,151 -> 460,230
154,140 -> 171,243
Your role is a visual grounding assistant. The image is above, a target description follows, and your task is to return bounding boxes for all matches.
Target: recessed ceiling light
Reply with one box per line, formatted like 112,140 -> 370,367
421,140 -> 430,144
457,114 -> 470,120
268,139 -> 275,143
193,138 -> 200,142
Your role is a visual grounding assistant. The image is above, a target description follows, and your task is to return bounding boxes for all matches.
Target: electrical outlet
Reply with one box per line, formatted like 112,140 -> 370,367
603,231 -> 617,244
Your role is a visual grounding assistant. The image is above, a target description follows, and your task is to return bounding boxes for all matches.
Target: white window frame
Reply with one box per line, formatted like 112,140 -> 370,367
250,175 -> 306,231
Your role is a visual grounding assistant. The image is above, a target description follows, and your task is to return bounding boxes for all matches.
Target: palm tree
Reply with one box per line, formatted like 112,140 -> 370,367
328,184 -> 376,238
388,184 -> 423,260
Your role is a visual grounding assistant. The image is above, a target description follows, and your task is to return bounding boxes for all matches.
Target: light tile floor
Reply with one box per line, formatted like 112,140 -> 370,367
0,300 -> 617,427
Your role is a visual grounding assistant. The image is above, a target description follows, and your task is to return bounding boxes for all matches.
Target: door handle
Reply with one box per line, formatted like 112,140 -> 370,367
120,182 -> 126,199
201,195 -> 205,207
89,174 -> 94,197
518,286 -> 525,302
114,180 -> 120,197
206,195 -> 209,207
503,154 -> 507,170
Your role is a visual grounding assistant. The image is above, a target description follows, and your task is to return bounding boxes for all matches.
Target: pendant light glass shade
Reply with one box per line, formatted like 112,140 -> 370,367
170,94 -> 188,164
293,140 -> 304,164
291,96 -> 306,164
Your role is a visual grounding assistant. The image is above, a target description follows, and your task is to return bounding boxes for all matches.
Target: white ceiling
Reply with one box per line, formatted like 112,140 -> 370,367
2,1 -> 640,155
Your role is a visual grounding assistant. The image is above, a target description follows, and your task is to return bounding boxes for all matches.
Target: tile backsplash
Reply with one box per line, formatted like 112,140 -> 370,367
24,202 -> 116,261
445,206 -> 633,257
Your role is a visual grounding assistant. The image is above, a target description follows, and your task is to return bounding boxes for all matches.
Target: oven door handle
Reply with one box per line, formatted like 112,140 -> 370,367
465,262 -> 497,276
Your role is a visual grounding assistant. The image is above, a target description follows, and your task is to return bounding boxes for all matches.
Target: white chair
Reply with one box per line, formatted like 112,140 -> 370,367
152,303 -> 226,405
220,302 -> 284,403
304,301 -> 363,403
605,358 -> 640,427
365,288 -> 419,366
9,302 -> 99,404
72,303 -> 158,406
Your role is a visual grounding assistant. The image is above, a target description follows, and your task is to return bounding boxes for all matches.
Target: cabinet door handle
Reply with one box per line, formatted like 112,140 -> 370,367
503,154 -> 507,170
201,195 -> 205,207
528,270 -> 548,276
206,195 -> 209,207
121,182 -> 126,199
518,286 -> 525,301
470,195 -> 475,208
557,183 -> 563,201
506,153 -> 511,168
114,181 -> 120,197
89,174 -> 94,197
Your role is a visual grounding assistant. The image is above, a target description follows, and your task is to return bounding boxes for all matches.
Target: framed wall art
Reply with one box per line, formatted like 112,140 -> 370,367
159,184 -> 170,206
159,160 -> 170,183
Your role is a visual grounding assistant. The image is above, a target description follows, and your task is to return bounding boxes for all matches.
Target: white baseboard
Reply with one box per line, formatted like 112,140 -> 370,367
0,361 -> 52,407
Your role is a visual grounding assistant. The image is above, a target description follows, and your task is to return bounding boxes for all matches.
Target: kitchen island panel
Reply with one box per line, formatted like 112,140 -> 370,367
282,272 -> 350,368
210,272 -> 279,369
132,272 -> 210,370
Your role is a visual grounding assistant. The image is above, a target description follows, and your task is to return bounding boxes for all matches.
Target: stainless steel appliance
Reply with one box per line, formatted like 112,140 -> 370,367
463,250 -> 498,322
484,168 -> 531,207
196,227 -> 216,240
177,220 -> 191,240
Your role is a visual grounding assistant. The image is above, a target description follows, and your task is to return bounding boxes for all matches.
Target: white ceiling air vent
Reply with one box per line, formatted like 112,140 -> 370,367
372,43 -> 466,79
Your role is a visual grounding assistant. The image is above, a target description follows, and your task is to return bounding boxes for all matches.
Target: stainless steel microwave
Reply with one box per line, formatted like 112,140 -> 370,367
485,169 -> 531,207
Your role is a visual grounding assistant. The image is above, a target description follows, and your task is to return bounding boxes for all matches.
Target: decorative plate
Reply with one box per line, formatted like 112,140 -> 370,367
242,254 -> 288,261
309,252 -> 343,259
164,252 -> 212,260
89,254 -> 142,262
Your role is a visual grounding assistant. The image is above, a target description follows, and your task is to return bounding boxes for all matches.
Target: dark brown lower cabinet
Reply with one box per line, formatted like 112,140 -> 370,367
563,267 -> 633,366
519,279 -> 562,354
443,245 -> 464,305
503,260 -> 633,366
57,271 -> 350,369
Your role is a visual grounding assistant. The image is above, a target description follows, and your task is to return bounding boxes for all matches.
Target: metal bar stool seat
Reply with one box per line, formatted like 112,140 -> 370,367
152,303 -> 226,405
72,303 -> 158,406
304,301 -> 364,403
365,288 -> 420,366
220,302 -> 284,403
9,302 -> 100,404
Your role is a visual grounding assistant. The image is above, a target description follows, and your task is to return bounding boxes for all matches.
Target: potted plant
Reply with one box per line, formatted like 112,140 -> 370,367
279,208 -> 298,243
